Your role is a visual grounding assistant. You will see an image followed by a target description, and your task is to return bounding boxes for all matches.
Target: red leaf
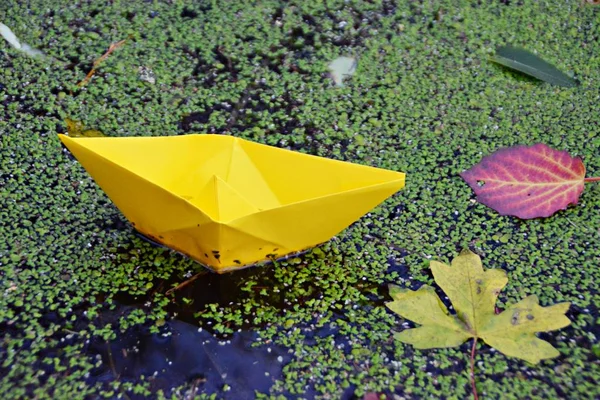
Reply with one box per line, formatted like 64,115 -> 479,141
461,143 -> 586,219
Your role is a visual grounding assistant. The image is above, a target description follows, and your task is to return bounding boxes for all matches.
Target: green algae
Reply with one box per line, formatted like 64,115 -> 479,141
1,0 -> 599,399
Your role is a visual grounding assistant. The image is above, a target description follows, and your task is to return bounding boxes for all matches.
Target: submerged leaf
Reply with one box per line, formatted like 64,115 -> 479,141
490,45 -> 577,87
65,119 -> 105,138
386,249 -> 571,364
460,143 -> 586,219
327,56 -> 357,87
0,22 -> 46,59
0,22 -> 21,49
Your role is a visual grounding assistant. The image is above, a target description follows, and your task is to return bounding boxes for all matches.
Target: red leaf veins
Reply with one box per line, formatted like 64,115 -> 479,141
460,143 -> 586,219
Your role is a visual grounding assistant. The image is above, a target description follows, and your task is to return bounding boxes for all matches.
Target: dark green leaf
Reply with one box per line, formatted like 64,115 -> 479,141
490,45 -> 578,87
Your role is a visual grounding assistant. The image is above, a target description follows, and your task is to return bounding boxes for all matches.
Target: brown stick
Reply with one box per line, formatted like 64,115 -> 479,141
165,270 -> 208,296
77,38 -> 128,87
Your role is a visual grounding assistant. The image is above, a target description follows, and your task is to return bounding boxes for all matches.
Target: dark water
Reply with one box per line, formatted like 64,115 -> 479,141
92,229 -> 415,399
0,225 -> 414,399
86,305 -> 290,399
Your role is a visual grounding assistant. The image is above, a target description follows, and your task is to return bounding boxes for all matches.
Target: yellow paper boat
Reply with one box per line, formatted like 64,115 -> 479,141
58,134 -> 405,273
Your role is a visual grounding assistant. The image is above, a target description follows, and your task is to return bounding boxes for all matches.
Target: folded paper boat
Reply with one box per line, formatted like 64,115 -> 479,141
58,134 -> 405,273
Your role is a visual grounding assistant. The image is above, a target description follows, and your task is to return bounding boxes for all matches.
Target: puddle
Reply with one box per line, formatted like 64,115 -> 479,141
85,303 -> 290,399
14,225 -> 415,399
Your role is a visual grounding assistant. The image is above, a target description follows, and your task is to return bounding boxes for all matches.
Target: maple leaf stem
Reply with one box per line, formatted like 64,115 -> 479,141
470,338 -> 479,400
584,177 -> 600,183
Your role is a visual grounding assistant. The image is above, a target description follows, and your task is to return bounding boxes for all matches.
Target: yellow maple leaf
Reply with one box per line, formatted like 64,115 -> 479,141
386,249 -> 571,364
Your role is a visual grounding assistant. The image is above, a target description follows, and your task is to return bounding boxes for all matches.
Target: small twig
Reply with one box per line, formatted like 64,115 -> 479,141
470,338 -> 479,400
186,377 -> 205,400
584,177 -> 600,183
565,217 -> 588,232
105,340 -> 119,379
147,279 -> 165,299
13,234 -> 79,263
77,38 -> 128,87
215,46 -> 234,75
225,84 -> 254,131
165,270 -> 209,296
202,344 -> 226,380
363,233 -> 406,253
224,60 -> 269,131
100,313 -> 131,400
